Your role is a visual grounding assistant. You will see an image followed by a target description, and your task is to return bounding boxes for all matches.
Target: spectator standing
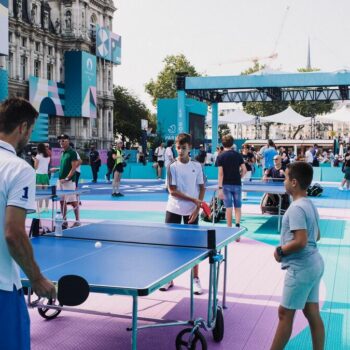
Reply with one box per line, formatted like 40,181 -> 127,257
305,146 -> 314,166
89,145 -> 100,183
70,143 -> 82,189
339,146 -> 350,191
105,144 -> 116,183
281,151 -> 290,170
195,144 -> 207,165
53,134 -> 80,228
112,141 -> 124,197
241,144 -> 255,200
33,143 -> 51,212
154,142 -> 166,179
164,140 -> 175,187
217,135 -> 247,237
0,97 -> 56,350
259,140 -> 278,171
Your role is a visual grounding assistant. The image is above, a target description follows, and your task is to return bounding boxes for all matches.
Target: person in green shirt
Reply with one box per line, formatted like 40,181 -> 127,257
52,134 -> 80,228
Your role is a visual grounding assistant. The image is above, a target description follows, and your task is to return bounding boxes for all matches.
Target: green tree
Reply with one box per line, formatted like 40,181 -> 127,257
242,63 -> 288,139
145,54 -> 200,106
218,124 -> 231,139
113,86 -> 152,143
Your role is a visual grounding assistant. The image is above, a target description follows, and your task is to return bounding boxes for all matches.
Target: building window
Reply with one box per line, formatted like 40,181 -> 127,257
20,55 -> 27,80
108,111 -> 112,131
9,32 -> 12,43
64,118 -> 71,126
7,53 -> 13,78
22,37 -> 27,47
34,60 -> 40,77
83,118 -> 88,127
48,46 -> 53,55
35,42 -> 40,51
47,63 -> 52,80
108,70 -> 112,91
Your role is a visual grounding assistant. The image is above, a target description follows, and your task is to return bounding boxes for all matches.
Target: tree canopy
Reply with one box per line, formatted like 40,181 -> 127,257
113,86 -> 154,143
145,54 -> 200,106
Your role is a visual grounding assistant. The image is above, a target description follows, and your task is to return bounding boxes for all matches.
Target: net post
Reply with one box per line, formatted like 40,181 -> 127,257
207,229 -> 216,250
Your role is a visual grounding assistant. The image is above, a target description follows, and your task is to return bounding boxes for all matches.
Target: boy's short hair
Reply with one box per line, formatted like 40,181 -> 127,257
287,162 -> 313,190
176,133 -> 192,146
0,97 -> 38,134
221,134 -> 234,148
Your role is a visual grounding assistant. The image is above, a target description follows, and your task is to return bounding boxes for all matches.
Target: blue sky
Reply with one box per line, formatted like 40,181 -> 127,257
113,0 -> 350,110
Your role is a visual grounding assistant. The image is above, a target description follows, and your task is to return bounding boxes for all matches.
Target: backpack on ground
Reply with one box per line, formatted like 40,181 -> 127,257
307,183 -> 323,197
201,195 -> 226,223
261,193 -> 290,215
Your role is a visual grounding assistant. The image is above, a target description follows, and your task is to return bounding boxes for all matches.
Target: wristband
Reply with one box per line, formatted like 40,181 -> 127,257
276,246 -> 284,257
65,177 -> 70,181
218,187 -> 223,189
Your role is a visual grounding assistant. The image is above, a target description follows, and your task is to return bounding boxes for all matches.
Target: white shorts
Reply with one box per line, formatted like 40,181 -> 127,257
56,180 -> 77,203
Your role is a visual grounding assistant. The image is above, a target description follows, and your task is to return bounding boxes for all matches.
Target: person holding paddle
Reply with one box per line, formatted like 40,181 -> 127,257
160,133 -> 205,294
0,98 -> 56,349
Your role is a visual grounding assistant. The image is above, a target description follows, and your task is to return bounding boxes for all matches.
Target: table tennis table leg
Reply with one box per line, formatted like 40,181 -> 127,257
222,246 -> 228,309
132,296 -> 138,350
277,194 -> 282,232
190,270 -> 194,321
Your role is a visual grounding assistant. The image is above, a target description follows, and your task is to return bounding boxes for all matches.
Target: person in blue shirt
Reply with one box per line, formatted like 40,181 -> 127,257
261,139 -> 278,171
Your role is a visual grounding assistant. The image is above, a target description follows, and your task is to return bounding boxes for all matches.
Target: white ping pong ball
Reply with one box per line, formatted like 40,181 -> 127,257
95,241 -> 102,248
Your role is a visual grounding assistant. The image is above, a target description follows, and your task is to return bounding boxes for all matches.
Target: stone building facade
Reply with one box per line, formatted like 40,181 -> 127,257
0,0 -> 116,148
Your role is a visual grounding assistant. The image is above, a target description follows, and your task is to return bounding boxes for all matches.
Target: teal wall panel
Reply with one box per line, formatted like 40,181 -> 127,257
0,68 -> 8,101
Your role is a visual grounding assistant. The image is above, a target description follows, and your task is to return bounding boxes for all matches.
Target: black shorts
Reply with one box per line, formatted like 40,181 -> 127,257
165,211 -> 199,225
158,160 -> 164,168
113,163 -> 124,174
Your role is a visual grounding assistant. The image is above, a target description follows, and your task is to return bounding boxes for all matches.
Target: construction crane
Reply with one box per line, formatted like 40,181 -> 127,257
209,5 -> 290,70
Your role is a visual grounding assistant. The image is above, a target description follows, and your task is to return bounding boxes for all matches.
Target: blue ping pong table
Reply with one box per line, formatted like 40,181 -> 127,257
22,220 -> 245,349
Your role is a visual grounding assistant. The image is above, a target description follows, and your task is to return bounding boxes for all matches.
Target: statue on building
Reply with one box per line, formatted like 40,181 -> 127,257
43,12 -> 49,30
16,0 -> 22,19
65,11 -> 72,30
55,18 -> 61,34
30,4 -> 36,24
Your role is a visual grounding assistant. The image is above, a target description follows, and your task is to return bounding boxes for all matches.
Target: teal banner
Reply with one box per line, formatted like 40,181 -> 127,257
0,68 -> 8,101
65,51 -> 97,118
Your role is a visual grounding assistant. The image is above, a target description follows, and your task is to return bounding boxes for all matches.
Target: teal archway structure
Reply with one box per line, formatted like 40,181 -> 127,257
176,71 -> 350,151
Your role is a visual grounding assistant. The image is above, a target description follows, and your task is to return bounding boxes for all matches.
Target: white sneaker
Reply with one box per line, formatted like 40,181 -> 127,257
71,221 -> 81,228
338,186 -> 344,191
159,281 -> 174,291
193,277 -> 203,295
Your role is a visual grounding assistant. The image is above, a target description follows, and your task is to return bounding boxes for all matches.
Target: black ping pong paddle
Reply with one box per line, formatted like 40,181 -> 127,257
57,275 -> 90,306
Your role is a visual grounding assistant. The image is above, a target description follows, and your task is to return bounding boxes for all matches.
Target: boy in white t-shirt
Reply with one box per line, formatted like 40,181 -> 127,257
160,133 -> 206,294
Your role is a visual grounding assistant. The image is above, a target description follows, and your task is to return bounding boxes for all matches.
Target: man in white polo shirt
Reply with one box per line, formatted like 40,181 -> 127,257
0,98 -> 56,349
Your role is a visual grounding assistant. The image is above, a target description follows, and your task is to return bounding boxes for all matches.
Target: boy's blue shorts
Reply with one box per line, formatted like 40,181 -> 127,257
222,184 -> 242,209
281,256 -> 324,310
0,286 -> 30,350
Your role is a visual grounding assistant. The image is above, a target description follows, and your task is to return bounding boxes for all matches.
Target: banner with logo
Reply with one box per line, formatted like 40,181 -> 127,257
64,51 -> 97,118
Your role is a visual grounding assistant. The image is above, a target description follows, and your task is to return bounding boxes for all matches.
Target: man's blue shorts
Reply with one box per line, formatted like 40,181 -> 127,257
281,256 -> 324,310
0,286 -> 30,350
222,184 -> 242,209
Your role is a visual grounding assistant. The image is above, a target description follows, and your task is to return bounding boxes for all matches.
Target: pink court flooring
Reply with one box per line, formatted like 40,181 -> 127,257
27,181 -> 350,349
